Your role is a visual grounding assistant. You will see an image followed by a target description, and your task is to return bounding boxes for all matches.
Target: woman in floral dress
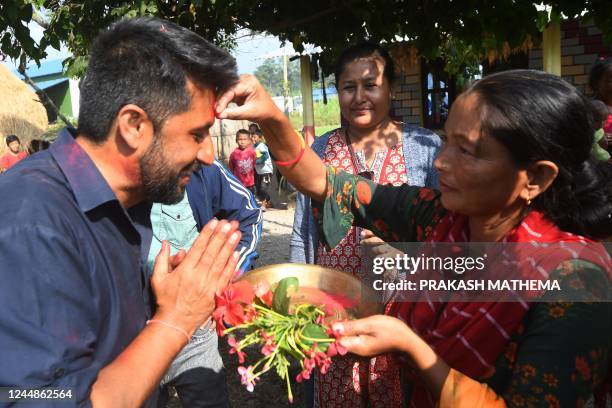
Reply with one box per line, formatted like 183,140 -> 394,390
290,43 -> 439,407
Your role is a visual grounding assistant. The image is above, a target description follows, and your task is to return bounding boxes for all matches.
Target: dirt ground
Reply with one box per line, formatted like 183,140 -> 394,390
169,207 -> 304,408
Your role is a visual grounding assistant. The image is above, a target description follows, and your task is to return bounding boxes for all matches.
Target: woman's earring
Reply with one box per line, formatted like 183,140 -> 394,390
526,197 -> 531,206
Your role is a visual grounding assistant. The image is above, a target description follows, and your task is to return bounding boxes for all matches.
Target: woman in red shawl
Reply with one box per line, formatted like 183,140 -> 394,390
217,70 -> 611,407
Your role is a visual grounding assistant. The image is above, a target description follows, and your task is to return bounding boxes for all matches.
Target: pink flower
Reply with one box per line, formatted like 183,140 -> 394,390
260,330 -> 277,356
261,343 -> 276,356
296,356 -> 316,383
228,336 -> 247,364
261,342 -> 277,356
261,330 -> 274,342
303,356 -> 315,371
318,356 -> 332,374
326,341 -> 348,357
213,281 -> 256,334
304,343 -> 334,374
238,366 -> 257,392
296,368 -> 311,382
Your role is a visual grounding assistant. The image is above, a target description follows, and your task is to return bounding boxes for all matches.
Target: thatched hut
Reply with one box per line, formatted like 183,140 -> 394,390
0,64 -> 48,156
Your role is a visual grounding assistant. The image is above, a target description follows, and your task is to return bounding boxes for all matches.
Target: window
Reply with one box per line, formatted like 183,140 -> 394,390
421,58 -> 457,130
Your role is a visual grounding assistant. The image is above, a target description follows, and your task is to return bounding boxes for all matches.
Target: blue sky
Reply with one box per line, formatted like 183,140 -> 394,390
232,30 -> 285,74
1,23 -> 284,75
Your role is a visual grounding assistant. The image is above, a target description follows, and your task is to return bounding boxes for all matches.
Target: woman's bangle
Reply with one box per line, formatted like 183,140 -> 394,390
273,131 -> 306,167
146,319 -> 191,342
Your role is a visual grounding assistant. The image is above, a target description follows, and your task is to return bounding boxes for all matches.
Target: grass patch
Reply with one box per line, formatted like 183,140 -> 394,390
290,96 -> 340,132
315,125 -> 338,136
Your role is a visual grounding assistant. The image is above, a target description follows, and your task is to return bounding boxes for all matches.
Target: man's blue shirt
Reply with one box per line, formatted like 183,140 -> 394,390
0,129 -> 155,406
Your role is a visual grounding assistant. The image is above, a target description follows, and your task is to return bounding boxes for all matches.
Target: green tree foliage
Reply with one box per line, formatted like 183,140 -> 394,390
2,0 -> 611,80
43,0 -> 241,77
0,0 -> 49,64
254,57 -> 301,96
232,0 -> 612,78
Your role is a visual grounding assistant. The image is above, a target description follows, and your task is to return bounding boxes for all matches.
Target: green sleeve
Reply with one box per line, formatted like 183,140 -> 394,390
490,260 -> 612,406
312,166 -> 446,250
592,129 -> 611,161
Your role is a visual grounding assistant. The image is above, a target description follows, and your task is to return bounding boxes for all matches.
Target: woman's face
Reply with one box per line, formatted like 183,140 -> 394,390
434,94 -> 528,217
337,56 -> 392,129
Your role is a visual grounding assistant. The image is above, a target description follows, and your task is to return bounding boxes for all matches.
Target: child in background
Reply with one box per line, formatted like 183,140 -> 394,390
229,129 -> 256,194
592,100 -> 611,162
252,130 -> 274,210
0,135 -> 28,173
248,122 -> 260,135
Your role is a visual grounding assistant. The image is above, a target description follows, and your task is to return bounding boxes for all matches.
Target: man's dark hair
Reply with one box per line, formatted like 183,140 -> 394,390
77,17 -> 238,143
5,135 -> 19,146
235,129 -> 251,142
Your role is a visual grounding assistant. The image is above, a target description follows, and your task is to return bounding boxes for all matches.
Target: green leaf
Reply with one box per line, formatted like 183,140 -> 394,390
19,3 -> 33,22
4,3 -> 20,24
301,323 -> 329,351
63,55 -> 89,79
272,276 -> 299,315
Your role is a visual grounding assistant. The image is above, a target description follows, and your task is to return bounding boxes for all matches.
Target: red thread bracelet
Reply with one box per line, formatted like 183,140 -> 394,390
273,133 -> 306,167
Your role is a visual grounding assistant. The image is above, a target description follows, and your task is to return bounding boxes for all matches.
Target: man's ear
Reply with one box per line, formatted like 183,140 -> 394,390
116,104 -> 153,150
520,160 -> 559,202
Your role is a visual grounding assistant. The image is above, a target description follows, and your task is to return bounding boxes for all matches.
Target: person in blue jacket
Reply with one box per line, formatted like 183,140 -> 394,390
147,159 -> 262,407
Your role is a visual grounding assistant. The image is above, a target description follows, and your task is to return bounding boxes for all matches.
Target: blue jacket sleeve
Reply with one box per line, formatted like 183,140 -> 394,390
187,160 -> 262,273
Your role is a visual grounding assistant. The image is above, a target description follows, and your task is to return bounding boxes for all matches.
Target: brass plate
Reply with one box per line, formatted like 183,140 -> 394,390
238,263 -> 382,320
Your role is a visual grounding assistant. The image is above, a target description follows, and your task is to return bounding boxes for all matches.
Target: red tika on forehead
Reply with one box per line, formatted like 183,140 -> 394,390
159,24 -> 167,33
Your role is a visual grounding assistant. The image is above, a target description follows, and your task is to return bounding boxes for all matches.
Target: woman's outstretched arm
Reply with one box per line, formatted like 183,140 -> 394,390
216,75 -> 328,202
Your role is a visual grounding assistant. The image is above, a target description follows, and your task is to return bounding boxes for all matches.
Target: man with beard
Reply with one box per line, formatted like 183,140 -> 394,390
0,18 -> 242,407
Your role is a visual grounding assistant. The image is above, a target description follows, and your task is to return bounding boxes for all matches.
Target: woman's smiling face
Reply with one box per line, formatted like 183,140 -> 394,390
434,93 -> 528,218
337,56 -> 392,129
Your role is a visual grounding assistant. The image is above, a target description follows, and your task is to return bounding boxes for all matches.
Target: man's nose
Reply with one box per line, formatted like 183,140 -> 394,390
196,137 -> 215,165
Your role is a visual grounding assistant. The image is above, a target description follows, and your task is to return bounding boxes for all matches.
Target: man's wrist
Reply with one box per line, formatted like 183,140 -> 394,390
152,309 -> 200,338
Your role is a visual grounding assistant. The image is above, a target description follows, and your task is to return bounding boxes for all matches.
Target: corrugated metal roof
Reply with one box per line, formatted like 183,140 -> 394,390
21,58 -> 65,78
33,77 -> 68,90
